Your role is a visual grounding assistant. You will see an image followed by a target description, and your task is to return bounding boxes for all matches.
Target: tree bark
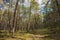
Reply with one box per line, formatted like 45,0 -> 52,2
12,0 -> 19,37
55,0 -> 60,15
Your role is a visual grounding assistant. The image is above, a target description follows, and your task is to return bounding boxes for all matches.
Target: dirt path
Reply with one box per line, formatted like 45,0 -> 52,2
6,34 -> 48,40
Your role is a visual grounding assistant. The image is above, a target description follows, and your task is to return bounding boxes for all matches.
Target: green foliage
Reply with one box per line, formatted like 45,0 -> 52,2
0,0 -> 60,40
0,30 -> 11,37
31,0 -> 39,10
43,0 -> 60,38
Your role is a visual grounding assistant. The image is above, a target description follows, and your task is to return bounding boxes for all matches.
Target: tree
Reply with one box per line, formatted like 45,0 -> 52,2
43,0 -> 60,38
12,0 -> 19,37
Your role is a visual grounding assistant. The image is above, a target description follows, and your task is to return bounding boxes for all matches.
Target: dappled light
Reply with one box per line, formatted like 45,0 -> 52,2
0,0 -> 60,40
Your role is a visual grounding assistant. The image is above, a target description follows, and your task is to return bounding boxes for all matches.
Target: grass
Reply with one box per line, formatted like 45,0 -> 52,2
29,28 -> 49,35
0,30 -> 60,40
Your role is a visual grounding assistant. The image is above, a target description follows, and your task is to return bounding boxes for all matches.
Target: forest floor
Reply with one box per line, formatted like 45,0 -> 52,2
5,34 -> 49,40
0,30 -> 59,40
0,33 -> 55,40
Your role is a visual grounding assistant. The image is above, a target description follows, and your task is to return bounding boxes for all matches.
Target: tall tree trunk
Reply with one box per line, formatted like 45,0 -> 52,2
27,0 -> 32,32
0,0 -> 5,30
12,0 -> 19,37
55,0 -> 60,15
7,0 -> 12,31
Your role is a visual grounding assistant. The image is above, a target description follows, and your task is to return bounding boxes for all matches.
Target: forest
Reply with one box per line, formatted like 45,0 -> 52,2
0,0 -> 60,40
